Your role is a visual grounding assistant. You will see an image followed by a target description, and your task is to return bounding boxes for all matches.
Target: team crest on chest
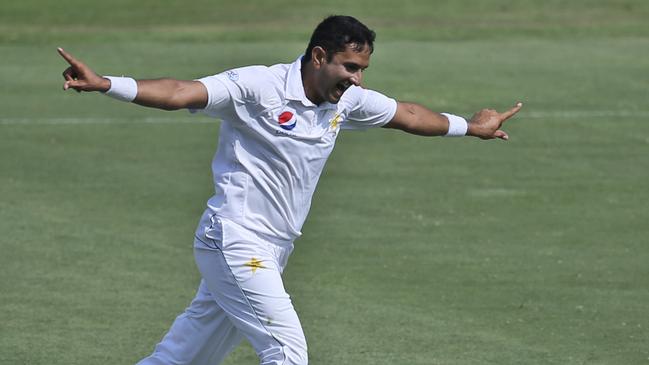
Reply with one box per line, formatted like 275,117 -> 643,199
278,109 -> 297,131
329,112 -> 343,130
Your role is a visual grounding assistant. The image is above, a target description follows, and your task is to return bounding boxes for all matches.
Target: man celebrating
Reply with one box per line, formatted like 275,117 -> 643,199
59,15 -> 521,365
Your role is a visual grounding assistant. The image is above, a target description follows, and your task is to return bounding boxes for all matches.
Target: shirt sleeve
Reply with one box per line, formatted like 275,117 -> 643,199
192,66 -> 274,121
343,87 -> 398,130
192,75 -> 233,118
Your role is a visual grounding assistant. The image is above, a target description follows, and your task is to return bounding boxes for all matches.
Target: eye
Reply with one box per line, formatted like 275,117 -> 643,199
344,64 -> 361,73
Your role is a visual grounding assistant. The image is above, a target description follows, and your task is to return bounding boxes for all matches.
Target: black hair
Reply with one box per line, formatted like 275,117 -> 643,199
303,15 -> 376,62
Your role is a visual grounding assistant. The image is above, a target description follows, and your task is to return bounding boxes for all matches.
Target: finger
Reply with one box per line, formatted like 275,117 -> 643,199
494,129 -> 509,141
62,67 -> 75,81
63,79 -> 83,91
57,47 -> 80,67
499,102 -> 523,122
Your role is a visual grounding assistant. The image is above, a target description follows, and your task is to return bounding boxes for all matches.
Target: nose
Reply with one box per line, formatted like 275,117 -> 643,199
350,71 -> 362,86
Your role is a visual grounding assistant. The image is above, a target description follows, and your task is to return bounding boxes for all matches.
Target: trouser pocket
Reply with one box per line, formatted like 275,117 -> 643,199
201,214 -> 224,250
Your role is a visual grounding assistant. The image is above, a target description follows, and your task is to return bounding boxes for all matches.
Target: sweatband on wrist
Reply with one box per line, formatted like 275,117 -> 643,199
441,113 -> 468,137
104,76 -> 138,102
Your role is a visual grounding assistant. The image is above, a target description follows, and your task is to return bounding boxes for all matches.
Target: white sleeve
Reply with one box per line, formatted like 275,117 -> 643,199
192,66 -> 271,120
343,87 -> 397,130
193,75 -> 233,118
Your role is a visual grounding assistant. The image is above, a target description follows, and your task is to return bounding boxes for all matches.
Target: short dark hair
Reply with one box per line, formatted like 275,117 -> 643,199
303,15 -> 376,62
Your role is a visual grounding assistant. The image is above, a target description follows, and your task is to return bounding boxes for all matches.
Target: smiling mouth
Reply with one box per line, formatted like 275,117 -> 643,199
335,81 -> 350,94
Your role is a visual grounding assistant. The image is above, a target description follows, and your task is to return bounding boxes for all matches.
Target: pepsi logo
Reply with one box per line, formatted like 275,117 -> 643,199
278,111 -> 297,130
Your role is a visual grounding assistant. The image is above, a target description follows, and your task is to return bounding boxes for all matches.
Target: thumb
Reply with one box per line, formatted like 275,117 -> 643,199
494,129 -> 509,141
63,79 -> 85,91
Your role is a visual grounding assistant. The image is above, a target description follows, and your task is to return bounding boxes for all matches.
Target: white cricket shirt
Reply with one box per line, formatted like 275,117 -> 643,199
194,56 -> 397,242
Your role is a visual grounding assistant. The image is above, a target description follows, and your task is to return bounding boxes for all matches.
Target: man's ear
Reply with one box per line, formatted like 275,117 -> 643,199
311,46 -> 327,69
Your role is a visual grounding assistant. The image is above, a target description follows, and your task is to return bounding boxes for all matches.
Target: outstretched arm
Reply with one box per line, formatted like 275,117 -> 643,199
383,101 -> 523,140
58,47 -> 208,110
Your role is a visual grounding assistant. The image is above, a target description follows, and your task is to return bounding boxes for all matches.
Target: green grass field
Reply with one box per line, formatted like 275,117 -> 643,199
1,1 -> 648,364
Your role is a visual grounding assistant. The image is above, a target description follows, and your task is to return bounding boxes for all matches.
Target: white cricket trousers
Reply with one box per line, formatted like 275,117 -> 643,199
136,216 -> 308,365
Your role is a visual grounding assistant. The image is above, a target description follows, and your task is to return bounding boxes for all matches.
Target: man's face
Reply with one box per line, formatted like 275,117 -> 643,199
314,43 -> 371,104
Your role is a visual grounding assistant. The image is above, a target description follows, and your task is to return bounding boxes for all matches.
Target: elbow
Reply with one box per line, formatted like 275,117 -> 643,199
388,102 -> 436,136
156,80 -> 192,111
161,82 -> 203,111
160,93 -> 188,111
159,103 -> 182,111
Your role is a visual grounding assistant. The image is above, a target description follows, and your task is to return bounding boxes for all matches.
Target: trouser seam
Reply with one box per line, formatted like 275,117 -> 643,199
211,247 -> 288,364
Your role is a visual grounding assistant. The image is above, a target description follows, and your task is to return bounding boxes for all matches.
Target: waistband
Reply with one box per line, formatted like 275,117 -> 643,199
195,209 -> 295,248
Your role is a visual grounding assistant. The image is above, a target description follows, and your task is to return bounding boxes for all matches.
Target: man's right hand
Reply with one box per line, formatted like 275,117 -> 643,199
58,47 -> 111,93
467,102 -> 523,140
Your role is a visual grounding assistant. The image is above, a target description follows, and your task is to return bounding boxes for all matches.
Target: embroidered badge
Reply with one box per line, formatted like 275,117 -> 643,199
225,70 -> 239,81
244,257 -> 266,274
329,113 -> 342,130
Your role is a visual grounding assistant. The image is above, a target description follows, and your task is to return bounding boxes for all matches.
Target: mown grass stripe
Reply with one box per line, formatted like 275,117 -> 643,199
2,110 -> 648,125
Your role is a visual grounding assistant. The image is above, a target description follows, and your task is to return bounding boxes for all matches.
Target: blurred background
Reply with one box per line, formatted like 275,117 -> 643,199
1,1 -> 648,364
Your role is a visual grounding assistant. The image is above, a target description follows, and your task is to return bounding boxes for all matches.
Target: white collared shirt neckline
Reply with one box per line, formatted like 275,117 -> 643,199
285,56 -> 337,111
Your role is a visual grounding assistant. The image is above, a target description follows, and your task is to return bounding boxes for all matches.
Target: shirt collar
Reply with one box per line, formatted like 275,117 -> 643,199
285,56 -> 336,110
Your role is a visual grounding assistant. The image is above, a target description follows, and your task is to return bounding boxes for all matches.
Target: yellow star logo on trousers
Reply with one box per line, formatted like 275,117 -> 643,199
244,257 -> 266,273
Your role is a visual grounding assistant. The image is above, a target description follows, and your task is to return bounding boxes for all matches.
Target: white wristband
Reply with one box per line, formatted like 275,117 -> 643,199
104,76 -> 138,102
441,113 -> 468,137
